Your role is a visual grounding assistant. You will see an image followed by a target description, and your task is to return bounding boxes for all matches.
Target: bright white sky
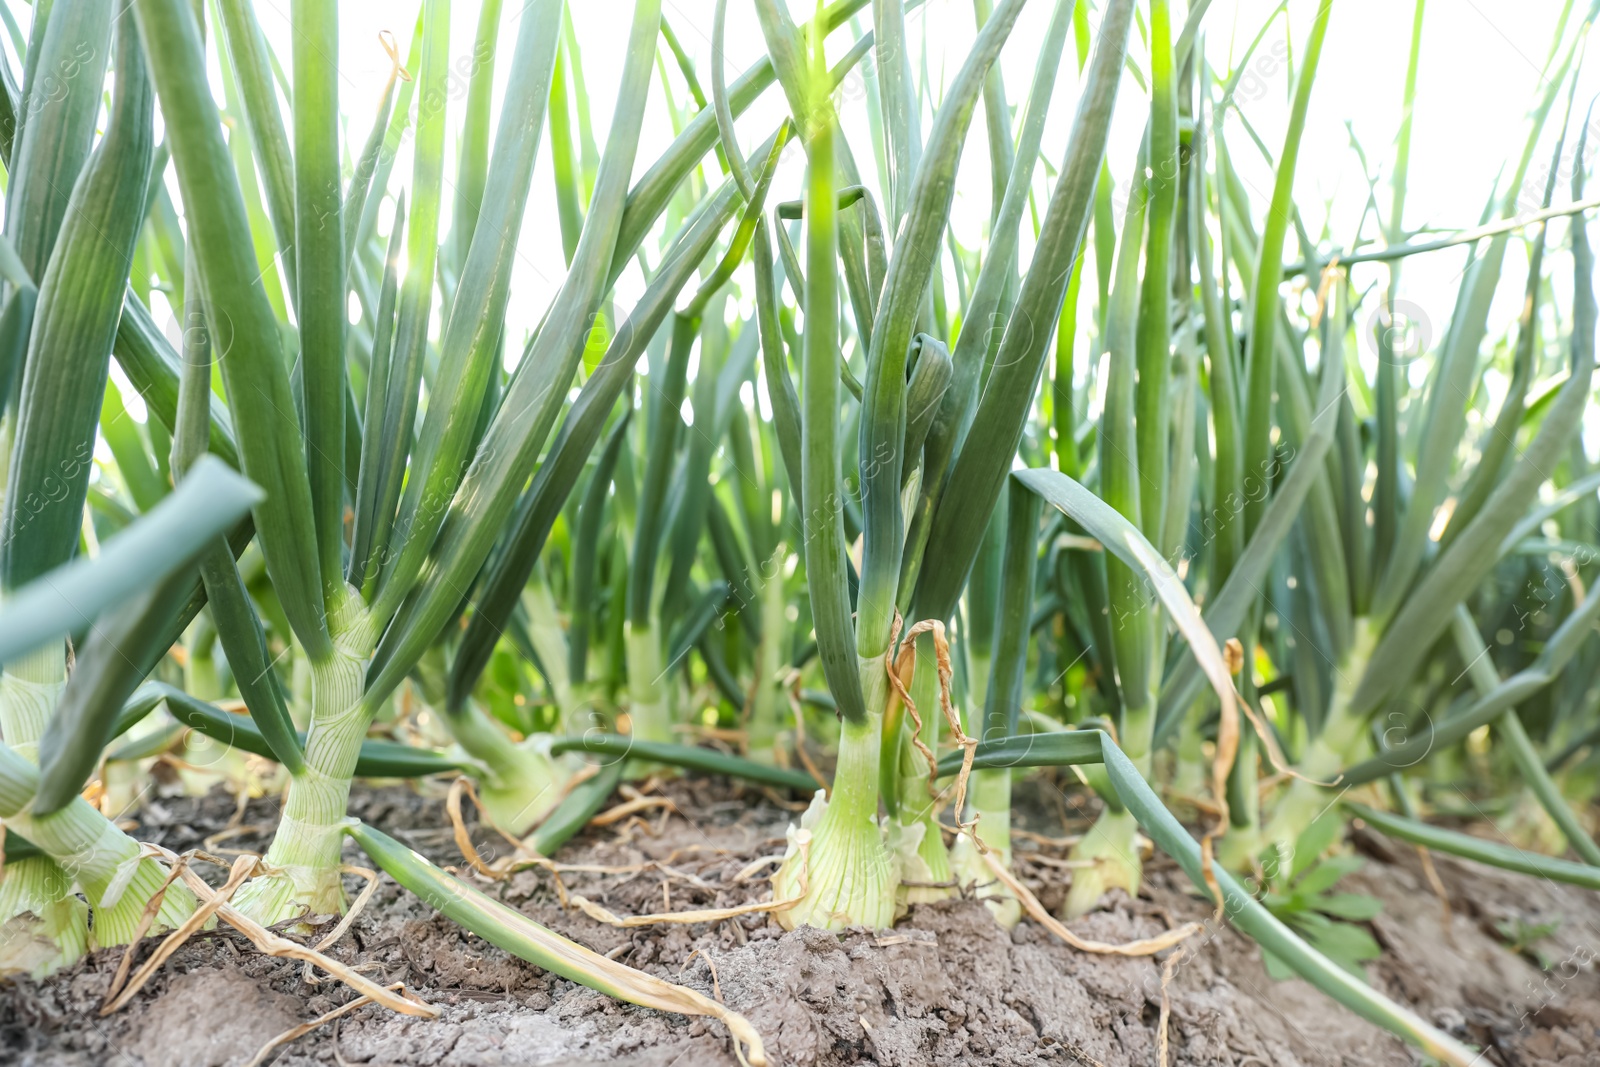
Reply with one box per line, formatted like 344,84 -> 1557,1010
305,0 -> 1576,399
28,1 -> 1584,426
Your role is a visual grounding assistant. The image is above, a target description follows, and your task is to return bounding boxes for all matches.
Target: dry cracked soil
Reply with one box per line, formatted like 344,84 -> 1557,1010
2,774 -> 1596,1066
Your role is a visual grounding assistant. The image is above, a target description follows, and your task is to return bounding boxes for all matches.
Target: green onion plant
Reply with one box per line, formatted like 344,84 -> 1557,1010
4,3 -> 1600,1065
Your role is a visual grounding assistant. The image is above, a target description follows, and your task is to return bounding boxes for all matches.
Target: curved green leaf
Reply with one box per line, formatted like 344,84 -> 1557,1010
1347,802 -> 1600,891
35,571 -> 198,814
528,760 -> 624,855
0,456 -> 260,681
344,818 -> 768,1065
1015,468 -> 1237,738
1103,739 -> 1480,1066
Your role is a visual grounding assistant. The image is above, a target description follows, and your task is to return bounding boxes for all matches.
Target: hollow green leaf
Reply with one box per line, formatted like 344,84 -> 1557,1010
440,184 -> 742,716
1096,137 -> 1153,722
152,681 -> 468,778
1103,739 -> 1480,1066
446,0 -> 505,283
34,567 -> 201,814
291,0 -> 347,596
371,0 -> 562,624
793,17 -> 862,724
214,0 -> 297,296
935,729 -> 1104,777
855,0 -> 1027,656
548,734 -> 818,792
754,222 -> 803,493
1347,802 -> 1600,891
1239,0 -> 1332,542
661,375 -> 725,629
2,13 -> 149,591
113,290 -> 239,467
549,36 -> 585,263
5,0 -> 112,290
348,195 -> 407,587
359,0 -> 452,603
1133,0 -> 1177,544
342,51 -> 401,271
344,819 -> 768,1065
366,0 -> 663,708
0,456 -> 260,674
912,0 -> 1134,624
198,540 -> 305,775
711,0 -> 754,199
629,312 -> 697,627
134,0 -> 332,660
872,0 -> 923,230
569,409 -> 632,687
350,12 -> 423,260
984,478 -> 1041,739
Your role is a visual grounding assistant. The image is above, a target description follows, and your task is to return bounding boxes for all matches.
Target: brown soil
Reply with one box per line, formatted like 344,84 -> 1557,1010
2,775 -> 1596,1067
